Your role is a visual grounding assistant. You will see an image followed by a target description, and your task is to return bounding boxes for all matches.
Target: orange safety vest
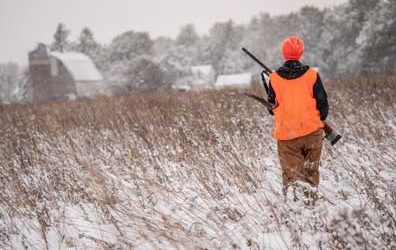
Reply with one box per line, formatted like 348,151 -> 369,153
269,68 -> 324,141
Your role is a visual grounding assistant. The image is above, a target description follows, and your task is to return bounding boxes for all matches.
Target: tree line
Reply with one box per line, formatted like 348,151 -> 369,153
0,0 -> 394,102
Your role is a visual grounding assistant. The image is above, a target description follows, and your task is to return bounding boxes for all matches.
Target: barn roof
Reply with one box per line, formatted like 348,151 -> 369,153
215,73 -> 252,87
49,52 -> 103,82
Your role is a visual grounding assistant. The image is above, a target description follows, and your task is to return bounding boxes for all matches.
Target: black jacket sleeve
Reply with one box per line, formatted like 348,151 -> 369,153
268,80 -> 276,105
313,74 -> 329,121
267,80 -> 276,115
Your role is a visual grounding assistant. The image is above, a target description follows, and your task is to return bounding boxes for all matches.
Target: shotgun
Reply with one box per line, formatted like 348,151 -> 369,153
242,47 -> 341,146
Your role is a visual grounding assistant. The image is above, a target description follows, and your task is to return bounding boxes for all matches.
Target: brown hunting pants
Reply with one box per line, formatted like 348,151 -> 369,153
277,129 -> 323,189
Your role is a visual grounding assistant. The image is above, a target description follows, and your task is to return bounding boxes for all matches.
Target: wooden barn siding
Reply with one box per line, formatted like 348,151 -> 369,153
51,60 -> 77,100
30,59 -> 77,102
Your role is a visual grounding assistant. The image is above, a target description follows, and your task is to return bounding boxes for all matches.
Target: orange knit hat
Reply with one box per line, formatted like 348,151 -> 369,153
282,36 -> 304,61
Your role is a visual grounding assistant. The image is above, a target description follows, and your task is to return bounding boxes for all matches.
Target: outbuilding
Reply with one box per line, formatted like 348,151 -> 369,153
215,73 -> 252,89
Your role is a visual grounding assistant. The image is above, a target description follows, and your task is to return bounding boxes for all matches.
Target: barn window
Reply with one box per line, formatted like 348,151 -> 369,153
50,58 -> 58,76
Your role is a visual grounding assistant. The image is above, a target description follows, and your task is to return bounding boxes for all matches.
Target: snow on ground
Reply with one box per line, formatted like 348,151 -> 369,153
0,79 -> 395,249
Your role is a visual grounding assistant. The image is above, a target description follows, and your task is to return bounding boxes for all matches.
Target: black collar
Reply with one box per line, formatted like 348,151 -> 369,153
284,60 -> 302,67
276,60 -> 309,80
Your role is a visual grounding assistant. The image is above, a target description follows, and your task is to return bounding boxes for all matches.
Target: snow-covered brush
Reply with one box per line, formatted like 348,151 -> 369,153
0,80 -> 395,249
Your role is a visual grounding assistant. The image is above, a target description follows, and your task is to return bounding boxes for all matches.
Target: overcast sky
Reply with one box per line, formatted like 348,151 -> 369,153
0,0 -> 347,65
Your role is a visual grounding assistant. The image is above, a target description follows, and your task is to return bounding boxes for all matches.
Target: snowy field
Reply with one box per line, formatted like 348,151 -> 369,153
0,78 -> 395,249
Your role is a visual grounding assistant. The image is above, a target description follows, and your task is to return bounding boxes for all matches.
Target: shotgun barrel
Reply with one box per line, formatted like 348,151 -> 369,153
242,47 -> 272,75
242,47 -> 271,94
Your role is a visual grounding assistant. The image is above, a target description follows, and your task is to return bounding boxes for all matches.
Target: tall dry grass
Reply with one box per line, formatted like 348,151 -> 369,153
0,78 -> 395,249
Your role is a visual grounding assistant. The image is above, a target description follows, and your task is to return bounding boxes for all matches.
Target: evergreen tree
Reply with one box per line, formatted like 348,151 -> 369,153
77,27 -> 99,55
75,27 -> 107,70
51,23 -> 70,52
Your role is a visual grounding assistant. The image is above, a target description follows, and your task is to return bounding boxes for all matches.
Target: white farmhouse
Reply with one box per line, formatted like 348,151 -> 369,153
215,73 -> 252,89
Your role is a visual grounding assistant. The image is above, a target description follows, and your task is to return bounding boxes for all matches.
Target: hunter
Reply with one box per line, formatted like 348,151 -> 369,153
267,36 -> 329,204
